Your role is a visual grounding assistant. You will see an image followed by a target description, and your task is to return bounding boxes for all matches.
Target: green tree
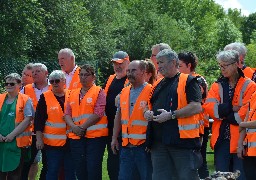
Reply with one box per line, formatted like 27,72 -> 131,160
241,12 -> 256,44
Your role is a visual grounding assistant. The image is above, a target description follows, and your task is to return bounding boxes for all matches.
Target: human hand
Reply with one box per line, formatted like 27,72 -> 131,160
0,134 -> 5,142
36,138 -> 44,150
153,109 -> 171,123
144,110 -> 153,121
72,125 -> 85,137
145,147 -> 151,153
4,134 -> 15,142
111,137 -> 119,155
237,146 -> 245,159
233,106 -> 241,112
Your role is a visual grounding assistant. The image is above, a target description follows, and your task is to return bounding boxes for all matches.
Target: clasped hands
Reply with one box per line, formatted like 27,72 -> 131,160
144,109 -> 172,123
0,134 -> 15,142
71,125 -> 85,137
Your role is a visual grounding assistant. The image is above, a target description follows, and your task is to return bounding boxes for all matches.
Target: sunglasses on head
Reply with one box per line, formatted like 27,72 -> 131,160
5,82 -> 17,86
49,79 -> 61,84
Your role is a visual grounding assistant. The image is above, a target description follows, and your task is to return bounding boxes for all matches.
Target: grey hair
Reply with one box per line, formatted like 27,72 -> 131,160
49,70 -> 65,80
23,63 -> 33,71
5,73 -> 22,84
33,63 -> 48,72
216,50 -> 239,64
156,49 -> 179,65
131,60 -> 147,71
224,42 -> 247,58
152,43 -> 172,51
58,48 -> 75,59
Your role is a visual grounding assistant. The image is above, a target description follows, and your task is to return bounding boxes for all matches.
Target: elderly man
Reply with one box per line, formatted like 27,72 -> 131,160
224,42 -> 256,82
21,63 -> 51,180
58,48 -> 81,90
144,49 -> 202,180
103,51 -> 130,180
150,43 -> 171,79
111,60 -> 152,180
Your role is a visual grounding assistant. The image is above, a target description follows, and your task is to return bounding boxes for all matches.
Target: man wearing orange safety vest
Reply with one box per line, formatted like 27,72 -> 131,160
224,42 -> 256,82
111,60 -> 152,180
204,50 -> 256,180
103,51 -> 130,180
238,90 -> 256,179
178,51 -> 209,179
21,63 -> 51,180
58,48 -> 82,90
144,49 -> 202,180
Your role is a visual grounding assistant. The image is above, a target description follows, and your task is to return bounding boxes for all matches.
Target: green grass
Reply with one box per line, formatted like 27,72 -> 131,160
36,145 -> 215,179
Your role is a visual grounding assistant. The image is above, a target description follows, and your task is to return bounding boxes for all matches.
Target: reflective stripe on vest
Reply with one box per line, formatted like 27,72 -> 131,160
43,134 -> 66,140
121,119 -> 147,126
238,79 -> 251,106
122,133 -> 146,139
234,112 -> 242,124
247,128 -> 256,133
178,123 -> 200,130
72,114 -> 92,123
87,124 -> 107,131
247,142 -> 256,148
16,131 -> 32,138
45,121 -> 66,128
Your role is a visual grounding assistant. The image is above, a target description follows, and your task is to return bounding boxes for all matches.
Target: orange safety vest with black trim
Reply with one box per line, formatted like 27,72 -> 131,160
0,93 -> 32,147
68,85 -> 108,139
177,73 -> 200,138
23,84 -> 52,110
104,74 -> 129,95
120,84 -> 152,146
43,90 -> 67,146
244,92 -> 256,156
191,73 -> 209,135
204,77 -> 256,153
243,66 -> 254,80
65,66 -> 82,90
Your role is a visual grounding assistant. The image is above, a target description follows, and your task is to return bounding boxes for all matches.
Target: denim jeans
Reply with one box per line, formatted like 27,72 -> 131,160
69,136 -> 107,180
118,145 -> 152,180
151,142 -> 201,180
45,148 -> 75,180
214,139 -> 246,180
243,156 -> 256,180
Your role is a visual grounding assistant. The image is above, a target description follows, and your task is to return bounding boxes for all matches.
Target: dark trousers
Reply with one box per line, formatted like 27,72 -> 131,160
243,156 -> 256,180
214,139 -> 246,180
107,134 -> 120,180
45,148 -> 75,180
69,137 -> 107,180
198,127 -> 210,179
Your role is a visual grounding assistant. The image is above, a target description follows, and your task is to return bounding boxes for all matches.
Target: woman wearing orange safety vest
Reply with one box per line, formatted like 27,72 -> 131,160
35,70 -> 75,180
204,50 -> 256,180
178,51 -> 209,179
238,91 -> 256,180
0,73 -> 34,180
64,64 -> 107,180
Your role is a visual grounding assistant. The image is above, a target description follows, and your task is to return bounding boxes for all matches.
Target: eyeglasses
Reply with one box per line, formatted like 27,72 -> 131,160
219,62 -> 236,69
5,82 -> 17,86
49,79 -> 61,84
79,73 -> 92,77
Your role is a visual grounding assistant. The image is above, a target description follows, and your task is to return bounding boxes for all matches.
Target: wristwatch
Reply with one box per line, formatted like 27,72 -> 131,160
171,111 -> 176,119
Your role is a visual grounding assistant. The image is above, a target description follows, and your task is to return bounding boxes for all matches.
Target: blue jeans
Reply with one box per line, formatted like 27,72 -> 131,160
214,140 -> 246,180
118,145 -> 152,180
69,137 -> 107,180
45,147 -> 75,180
151,142 -> 201,180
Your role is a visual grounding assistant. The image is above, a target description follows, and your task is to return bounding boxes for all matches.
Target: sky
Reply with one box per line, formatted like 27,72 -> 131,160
214,0 -> 256,16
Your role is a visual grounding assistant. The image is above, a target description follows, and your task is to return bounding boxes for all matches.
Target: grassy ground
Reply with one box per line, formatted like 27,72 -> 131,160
36,145 -> 215,180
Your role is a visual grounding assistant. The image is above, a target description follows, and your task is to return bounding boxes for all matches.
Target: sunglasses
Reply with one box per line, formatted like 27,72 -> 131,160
49,79 -> 61,84
5,82 -> 17,86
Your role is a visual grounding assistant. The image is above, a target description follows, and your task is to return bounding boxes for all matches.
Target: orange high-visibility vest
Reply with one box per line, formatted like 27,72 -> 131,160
65,67 -> 82,90
243,66 -> 254,80
120,84 -> 152,146
68,85 -> 108,139
204,77 -> 256,153
0,93 -> 32,147
43,90 -> 67,146
244,92 -> 256,156
104,74 -> 129,95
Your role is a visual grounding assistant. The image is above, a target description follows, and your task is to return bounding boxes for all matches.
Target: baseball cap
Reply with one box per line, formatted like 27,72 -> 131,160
111,51 -> 129,63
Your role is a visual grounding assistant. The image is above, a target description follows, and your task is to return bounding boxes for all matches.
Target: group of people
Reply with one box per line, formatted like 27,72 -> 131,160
0,42 -> 256,180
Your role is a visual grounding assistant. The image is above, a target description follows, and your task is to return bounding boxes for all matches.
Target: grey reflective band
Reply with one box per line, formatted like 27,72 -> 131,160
43,133 -> 66,140
213,104 -> 220,119
218,83 -> 224,104
122,133 -> 146,139
247,142 -> 256,148
239,79 -> 251,106
66,129 -> 72,134
87,124 -> 107,131
121,120 -> 128,125
246,128 -> 256,133
17,131 -> 32,138
205,98 -> 219,103
178,124 -> 200,130
234,112 -> 242,124
132,120 -> 148,126
45,121 -> 66,128
72,114 -> 92,122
